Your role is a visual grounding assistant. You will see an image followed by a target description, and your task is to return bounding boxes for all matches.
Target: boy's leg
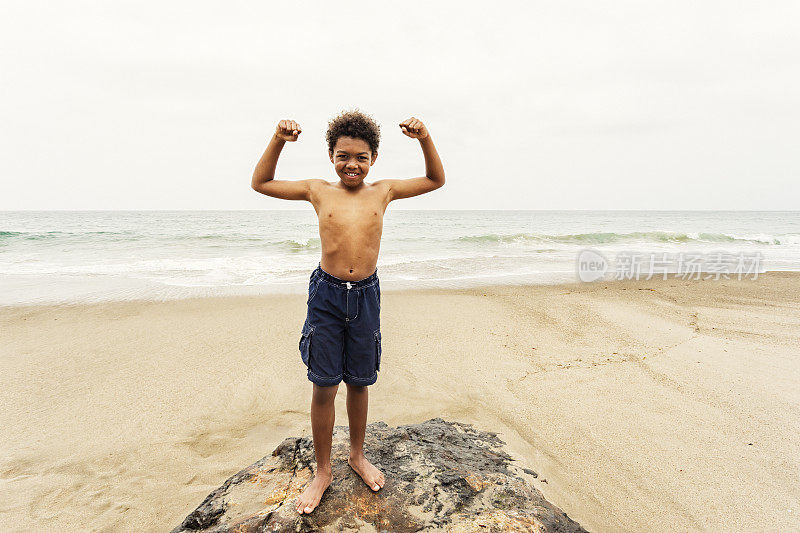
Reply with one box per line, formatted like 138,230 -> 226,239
296,383 -> 338,514
345,383 -> 385,491
341,275 -> 384,490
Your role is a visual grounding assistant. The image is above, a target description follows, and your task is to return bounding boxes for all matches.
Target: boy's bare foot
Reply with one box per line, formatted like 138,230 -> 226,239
348,452 -> 385,491
295,467 -> 332,514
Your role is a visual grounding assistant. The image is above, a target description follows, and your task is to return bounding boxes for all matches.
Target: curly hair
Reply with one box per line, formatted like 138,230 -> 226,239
326,109 -> 381,155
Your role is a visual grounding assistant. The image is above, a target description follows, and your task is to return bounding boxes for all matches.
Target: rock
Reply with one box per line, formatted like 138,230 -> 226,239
171,418 -> 587,532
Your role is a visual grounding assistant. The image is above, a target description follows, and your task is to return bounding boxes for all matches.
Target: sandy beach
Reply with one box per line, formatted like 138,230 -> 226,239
1,272 -> 799,532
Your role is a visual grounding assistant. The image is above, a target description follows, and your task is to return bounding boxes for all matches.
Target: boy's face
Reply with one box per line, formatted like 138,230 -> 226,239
329,136 -> 377,187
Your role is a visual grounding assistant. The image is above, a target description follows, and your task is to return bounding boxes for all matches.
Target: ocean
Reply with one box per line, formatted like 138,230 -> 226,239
1,210 -> 799,306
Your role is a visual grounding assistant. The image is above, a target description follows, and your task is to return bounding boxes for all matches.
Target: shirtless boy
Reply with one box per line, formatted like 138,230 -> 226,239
250,110 -> 445,514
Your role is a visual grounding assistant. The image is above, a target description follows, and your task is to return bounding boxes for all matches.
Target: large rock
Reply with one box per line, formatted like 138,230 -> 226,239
172,418 -> 587,532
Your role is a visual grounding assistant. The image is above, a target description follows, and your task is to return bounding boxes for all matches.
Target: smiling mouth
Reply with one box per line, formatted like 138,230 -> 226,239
344,171 -> 359,178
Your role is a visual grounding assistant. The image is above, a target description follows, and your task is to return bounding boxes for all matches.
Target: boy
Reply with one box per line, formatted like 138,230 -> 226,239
250,110 -> 445,514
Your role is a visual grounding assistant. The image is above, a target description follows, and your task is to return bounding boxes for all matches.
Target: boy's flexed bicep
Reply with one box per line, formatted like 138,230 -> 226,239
382,177 -> 443,202
251,119 -> 322,202
383,116 -> 445,203
252,178 -> 324,202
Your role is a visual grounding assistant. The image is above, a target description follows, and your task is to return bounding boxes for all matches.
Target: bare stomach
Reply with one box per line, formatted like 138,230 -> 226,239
319,250 -> 379,281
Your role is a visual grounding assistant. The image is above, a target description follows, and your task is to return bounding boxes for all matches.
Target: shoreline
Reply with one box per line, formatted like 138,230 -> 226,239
0,267 -> 789,311
2,272 -> 799,531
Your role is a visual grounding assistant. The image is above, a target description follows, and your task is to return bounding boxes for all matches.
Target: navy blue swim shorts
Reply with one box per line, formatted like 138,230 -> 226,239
299,263 -> 381,386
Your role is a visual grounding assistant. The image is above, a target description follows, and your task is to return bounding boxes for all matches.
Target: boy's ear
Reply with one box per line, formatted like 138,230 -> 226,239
329,150 -> 334,164
371,151 -> 378,165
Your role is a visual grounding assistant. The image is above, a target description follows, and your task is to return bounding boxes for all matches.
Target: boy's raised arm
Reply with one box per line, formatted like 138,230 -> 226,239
385,117 -> 445,202
251,120 -> 317,201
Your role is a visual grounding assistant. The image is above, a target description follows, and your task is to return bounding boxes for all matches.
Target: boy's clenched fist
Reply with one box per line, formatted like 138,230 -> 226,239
399,117 -> 429,140
275,120 -> 302,142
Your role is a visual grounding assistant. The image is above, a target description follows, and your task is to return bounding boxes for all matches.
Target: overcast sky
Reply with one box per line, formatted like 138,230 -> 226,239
1,1 -> 798,210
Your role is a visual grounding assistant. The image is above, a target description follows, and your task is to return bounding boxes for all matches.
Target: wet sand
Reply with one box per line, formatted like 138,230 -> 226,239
1,272 -> 799,532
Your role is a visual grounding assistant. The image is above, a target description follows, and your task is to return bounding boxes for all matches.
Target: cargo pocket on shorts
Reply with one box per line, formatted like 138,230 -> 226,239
374,330 -> 382,372
299,322 -> 315,368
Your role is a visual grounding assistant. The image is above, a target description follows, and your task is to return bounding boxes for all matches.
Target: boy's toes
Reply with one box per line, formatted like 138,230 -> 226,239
296,498 -> 310,514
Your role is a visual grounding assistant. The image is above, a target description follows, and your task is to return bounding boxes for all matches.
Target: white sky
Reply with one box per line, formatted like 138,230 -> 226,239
1,1 -> 798,210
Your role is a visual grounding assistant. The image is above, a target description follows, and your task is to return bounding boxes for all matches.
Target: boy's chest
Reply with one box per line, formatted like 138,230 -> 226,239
318,202 -> 384,236
315,189 -> 387,236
